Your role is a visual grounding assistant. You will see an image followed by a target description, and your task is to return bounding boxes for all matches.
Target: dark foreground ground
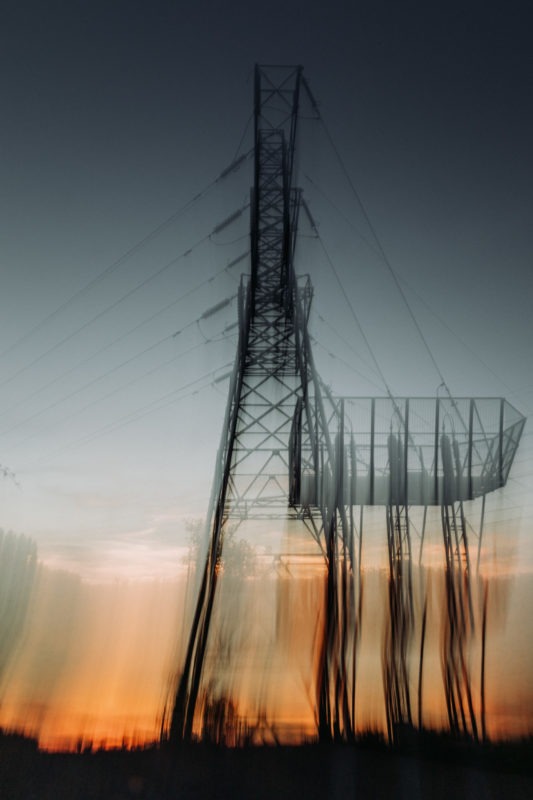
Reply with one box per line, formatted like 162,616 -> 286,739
1,732 -> 532,799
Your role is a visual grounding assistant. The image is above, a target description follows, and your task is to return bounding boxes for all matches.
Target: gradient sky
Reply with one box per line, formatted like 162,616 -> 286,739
0,0 -> 531,580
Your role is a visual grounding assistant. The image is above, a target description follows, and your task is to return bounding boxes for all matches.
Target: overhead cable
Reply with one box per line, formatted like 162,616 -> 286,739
211,209 -> 245,235
396,272 -> 525,403
0,263 -> 237,424
303,173 -> 382,260
315,310 -> 383,380
226,252 -> 249,270
0,204 -> 248,391
305,86 -> 450,394
9,333 -> 234,450
304,204 -> 393,398
0,231 -> 210,391
23,362 -> 233,469
310,335 -> 384,392
200,296 -> 236,320
1,297 -> 237,441
0,152 -> 251,363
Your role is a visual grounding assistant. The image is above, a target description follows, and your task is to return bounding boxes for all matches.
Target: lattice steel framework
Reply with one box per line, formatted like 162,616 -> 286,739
168,65 -> 525,744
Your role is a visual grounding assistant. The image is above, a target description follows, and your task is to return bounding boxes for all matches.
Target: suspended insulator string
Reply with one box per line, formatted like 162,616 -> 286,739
0,263 -> 241,423
313,105 -> 450,394
211,209 -> 245,235
22,362 -> 233,470
173,294 -> 237,338
201,297 -> 236,320
0,296 -> 237,441
217,153 -> 249,181
211,232 -> 249,247
0,204 -> 248,391
226,252 -> 249,270
0,152 -> 251,363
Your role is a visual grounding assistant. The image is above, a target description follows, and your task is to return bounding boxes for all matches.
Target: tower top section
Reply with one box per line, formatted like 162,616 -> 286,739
250,65 -> 303,316
254,64 -> 303,185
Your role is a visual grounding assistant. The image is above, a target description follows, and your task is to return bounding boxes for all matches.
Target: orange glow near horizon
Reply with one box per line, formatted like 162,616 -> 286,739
0,530 -> 532,751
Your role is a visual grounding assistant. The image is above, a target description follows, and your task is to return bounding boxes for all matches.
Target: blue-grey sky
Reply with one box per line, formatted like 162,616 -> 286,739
0,0 -> 531,578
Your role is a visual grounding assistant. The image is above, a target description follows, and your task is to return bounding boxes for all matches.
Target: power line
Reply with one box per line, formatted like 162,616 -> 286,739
23,362 -> 233,469
306,211 -> 452,446
305,155 -> 530,422
314,309 -> 383,381
0,297 -> 237,442
307,93 -> 450,394
0,204 -> 248,391
308,212 -> 393,397
9,331 -> 236,450
303,173 -> 382,261
395,273 -> 533,413
310,335 -> 384,393
305,98 -> 498,446
0,261 -> 241,423
0,151 -> 251,363
0,232 -> 205,390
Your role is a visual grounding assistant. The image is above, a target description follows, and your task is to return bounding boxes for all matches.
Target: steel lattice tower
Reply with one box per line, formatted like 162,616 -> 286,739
168,65 -> 525,745
169,64 -> 353,743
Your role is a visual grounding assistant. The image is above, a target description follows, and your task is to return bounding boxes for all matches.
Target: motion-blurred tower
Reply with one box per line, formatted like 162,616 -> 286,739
168,65 -> 525,744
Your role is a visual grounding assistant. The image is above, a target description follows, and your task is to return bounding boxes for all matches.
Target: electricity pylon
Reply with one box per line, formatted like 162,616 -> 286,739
169,64 -> 355,743
168,65 -> 525,744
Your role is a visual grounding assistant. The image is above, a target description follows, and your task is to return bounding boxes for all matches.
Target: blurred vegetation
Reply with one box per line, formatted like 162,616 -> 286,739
0,530 -> 38,686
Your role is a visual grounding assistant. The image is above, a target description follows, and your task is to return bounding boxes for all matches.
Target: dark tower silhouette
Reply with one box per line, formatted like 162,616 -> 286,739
168,66 -> 525,744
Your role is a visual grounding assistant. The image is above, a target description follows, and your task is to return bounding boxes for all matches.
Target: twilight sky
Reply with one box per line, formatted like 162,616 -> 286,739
0,0 -> 531,580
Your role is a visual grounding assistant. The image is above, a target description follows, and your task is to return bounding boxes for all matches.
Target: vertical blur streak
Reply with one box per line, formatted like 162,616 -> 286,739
383,503 -> 414,741
0,531 -> 37,687
0,539 -> 184,750
480,579 -> 489,742
439,431 -> 479,740
441,502 -> 478,740
0,525 -> 531,749
316,515 -> 359,742
167,514 -> 533,746
381,432 -> 414,742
